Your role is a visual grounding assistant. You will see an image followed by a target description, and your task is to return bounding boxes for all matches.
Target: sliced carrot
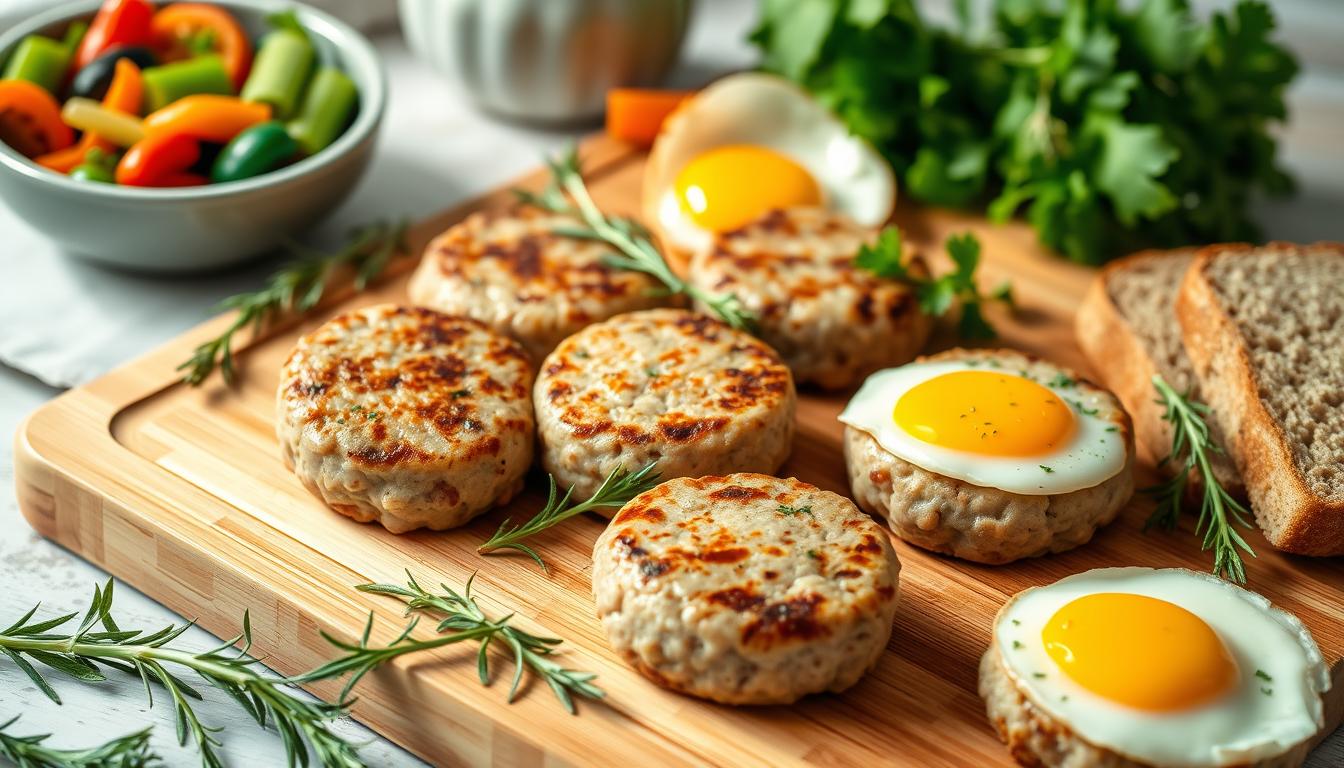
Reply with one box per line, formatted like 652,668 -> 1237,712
37,58 -> 142,172
606,89 -> 694,148
0,80 -> 73,158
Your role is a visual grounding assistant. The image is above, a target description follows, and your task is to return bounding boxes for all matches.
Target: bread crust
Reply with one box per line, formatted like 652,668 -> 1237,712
1176,242 -> 1344,556
1074,249 -> 1242,495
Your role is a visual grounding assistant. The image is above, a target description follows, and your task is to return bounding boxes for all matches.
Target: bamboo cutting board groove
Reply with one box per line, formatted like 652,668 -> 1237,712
16,138 -> 1344,767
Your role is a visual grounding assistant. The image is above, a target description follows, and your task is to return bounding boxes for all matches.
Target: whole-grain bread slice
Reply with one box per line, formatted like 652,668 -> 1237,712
1177,242 -> 1344,556
1074,249 -> 1242,493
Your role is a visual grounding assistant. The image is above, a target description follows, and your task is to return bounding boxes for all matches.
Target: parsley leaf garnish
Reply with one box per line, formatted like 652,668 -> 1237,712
855,227 -> 1011,339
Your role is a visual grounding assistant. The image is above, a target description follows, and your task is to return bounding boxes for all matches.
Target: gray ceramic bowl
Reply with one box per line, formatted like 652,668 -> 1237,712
0,0 -> 386,272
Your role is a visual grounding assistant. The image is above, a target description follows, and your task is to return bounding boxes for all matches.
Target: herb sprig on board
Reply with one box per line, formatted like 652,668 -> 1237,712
752,0 -> 1298,264
479,462 -> 662,570
348,573 -> 604,713
517,148 -> 757,330
1144,375 -> 1255,582
854,227 -> 1012,338
0,581 -> 364,768
0,716 -> 157,768
178,219 -> 409,386
0,575 -> 601,766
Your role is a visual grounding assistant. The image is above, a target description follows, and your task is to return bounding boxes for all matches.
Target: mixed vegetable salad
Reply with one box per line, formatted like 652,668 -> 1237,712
0,0 -> 359,187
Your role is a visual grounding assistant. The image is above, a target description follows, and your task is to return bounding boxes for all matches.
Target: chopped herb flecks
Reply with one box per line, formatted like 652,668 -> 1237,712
1048,373 -> 1076,389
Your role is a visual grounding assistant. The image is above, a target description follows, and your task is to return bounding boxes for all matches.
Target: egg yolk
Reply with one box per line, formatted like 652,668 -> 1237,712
674,145 -> 822,232
892,370 -> 1074,457
1042,593 -> 1238,711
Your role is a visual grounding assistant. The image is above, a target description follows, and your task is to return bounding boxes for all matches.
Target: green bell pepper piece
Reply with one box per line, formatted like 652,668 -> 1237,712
210,120 -> 298,183
3,35 -> 73,94
69,147 -> 118,183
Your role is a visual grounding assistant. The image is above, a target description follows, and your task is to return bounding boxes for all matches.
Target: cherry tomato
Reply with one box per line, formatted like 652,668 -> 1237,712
74,0 -> 155,73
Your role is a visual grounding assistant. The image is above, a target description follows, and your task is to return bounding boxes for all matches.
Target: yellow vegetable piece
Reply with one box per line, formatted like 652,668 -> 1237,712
61,96 -> 145,147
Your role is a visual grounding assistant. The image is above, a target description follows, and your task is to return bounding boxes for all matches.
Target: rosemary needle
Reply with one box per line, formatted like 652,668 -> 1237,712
516,147 -> 757,331
344,572 -> 605,714
178,219 -> 409,387
0,716 -> 158,768
1143,374 -> 1256,582
479,462 -> 662,570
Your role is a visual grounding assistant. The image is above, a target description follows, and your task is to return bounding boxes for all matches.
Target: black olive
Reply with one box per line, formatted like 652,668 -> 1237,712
69,46 -> 158,101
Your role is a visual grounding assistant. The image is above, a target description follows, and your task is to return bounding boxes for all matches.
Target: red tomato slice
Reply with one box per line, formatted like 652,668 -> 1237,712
75,0 -> 156,72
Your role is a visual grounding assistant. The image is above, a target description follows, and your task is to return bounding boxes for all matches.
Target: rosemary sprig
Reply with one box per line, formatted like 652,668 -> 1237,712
347,572 -> 604,714
1143,375 -> 1256,582
178,219 -> 409,386
0,581 -> 364,768
517,148 -> 757,331
0,716 -> 157,768
479,462 -> 662,569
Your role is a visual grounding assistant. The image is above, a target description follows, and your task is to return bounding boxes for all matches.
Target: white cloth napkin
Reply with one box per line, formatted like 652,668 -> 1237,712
0,0 -> 760,387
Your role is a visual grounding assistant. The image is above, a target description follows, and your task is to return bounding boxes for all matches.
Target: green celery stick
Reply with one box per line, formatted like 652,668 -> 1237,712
240,29 -> 314,119
141,55 -> 233,112
286,67 -> 357,156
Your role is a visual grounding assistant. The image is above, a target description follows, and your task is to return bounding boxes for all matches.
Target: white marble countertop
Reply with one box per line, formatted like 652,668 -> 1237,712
1,1 -> 1342,766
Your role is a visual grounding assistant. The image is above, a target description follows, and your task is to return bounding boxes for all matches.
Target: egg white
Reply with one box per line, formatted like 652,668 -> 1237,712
995,567 -> 1329,767
838,360 -> 1127,495
644,73 -> 895,253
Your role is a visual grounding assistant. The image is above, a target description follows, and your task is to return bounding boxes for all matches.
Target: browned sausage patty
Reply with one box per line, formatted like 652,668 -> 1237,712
408,207 -> 669,363
689,207 -> 933,389
534,308 -> 796,501
277,304 -> 534,533
592,473 -> 901,704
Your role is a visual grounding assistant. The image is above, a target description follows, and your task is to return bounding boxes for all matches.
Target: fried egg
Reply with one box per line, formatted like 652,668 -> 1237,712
992,567 -> 1329,766
642,73 -> 894,254
838,358 -> 1126,495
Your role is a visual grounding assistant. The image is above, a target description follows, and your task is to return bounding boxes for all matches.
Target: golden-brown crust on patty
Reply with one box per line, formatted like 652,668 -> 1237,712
277,304 -> 534,532
408,208 -> 670,361
593,473 -> 900,704
534,309 -> 796,499
690,207 -> 933,389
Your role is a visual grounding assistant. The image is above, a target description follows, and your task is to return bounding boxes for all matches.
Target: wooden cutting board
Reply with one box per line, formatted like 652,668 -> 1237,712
15,137 -> 1344,767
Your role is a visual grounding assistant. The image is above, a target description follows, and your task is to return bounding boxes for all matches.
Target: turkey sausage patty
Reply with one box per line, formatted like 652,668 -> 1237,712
408,208 -> 668,363
534,308 -> 795,501
277,304 -> 534,533
688,207 -> 933,390
592,473 -> 902,705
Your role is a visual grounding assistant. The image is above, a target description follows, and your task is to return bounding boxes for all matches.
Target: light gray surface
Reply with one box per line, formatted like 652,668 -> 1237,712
1,0 -> 1342,765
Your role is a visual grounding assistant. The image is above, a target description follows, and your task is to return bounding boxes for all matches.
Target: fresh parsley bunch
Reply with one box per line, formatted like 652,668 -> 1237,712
752,0 -> 1298,264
